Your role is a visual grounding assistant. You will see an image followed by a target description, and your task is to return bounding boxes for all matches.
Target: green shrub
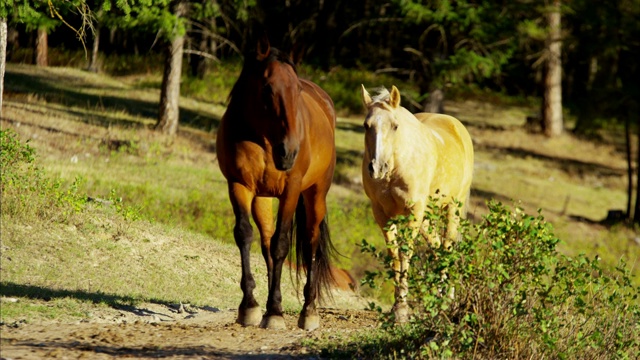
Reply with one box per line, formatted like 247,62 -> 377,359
1,129 -> 139,228
327,200 -> 640,359
181,61 -> 243,105
1,129 -> 86,223
0,128 -> 37,187
301,66 -> 416,116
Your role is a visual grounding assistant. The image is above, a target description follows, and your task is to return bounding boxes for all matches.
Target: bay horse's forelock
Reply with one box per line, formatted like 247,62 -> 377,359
217,40 -> 337,331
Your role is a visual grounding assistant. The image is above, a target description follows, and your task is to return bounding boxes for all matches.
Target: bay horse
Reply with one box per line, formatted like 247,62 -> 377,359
216,37 -> 337,331
360,85 -> 474,323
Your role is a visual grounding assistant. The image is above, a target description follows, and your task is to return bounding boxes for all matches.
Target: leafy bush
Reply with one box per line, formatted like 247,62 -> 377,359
301,66 -> 416,116
326,200 -> 640,359
181,61 -> 243,105
1,129 -> 86,223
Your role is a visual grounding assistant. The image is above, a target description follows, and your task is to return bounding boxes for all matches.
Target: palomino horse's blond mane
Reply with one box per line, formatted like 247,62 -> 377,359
367,87 -> 421,124
369,86 -> 390,103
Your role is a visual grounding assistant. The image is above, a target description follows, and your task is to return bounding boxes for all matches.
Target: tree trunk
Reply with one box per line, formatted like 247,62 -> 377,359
156,1 -> 187,136
632,102 -> 640,224
189,26 -> 208,79
88,11 -> 102,73
542,0 -> 563,137
424,88 -> 444,114
626,113 -> 633,220
0,18 -> 7,119
35,27 -> 48,67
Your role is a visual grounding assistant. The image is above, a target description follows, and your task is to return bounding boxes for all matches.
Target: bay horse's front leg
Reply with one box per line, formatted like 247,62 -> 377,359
261,188 -> 299,330
252,197 -> 275,289
229,184 -> 262,326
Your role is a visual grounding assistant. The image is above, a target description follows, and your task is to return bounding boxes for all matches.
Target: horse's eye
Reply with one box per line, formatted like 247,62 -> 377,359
392,124 -> 398,131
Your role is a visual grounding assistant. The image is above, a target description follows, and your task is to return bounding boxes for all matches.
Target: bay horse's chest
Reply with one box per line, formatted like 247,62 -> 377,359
217,120 -> 332,197
218,135 -> 295,196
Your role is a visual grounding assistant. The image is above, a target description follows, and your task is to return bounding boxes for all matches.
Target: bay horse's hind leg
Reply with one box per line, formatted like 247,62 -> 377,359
229,184 -> 262,326
297,191 -> 333,331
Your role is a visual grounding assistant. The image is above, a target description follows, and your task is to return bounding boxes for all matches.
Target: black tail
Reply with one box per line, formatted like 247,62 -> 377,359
292,195 -> 337,303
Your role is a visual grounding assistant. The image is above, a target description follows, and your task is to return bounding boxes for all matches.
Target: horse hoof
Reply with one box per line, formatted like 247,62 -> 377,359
260,315 -> 286,330
298,314 -> 320,331
236,306 -> 262,327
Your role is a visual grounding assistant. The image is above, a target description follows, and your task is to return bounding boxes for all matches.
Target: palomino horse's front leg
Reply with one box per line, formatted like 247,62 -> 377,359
382,223 -> 408,322
372,205 -> 412,323
228,183 -> 262,326
261,188 -> 300,330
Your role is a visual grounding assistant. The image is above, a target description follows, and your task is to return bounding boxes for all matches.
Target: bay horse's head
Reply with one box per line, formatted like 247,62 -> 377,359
361,85 -> 403,180
241,37 -> 302,171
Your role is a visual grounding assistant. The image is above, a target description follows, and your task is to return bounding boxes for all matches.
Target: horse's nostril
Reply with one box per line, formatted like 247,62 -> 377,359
369,162 -> 374,174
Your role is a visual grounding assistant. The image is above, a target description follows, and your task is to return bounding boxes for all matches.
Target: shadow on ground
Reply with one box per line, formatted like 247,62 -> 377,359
5,69 -> 221,131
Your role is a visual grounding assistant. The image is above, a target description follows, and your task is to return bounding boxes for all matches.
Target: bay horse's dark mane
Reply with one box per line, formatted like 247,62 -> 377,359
226,47 -> 297,110
260,47 -> 297,73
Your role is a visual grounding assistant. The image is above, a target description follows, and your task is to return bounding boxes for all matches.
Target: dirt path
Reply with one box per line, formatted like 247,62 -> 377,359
0,302 -> 379,359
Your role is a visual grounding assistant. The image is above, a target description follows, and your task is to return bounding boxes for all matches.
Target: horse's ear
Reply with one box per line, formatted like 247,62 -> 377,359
361,84 -> 372,108
389,85 -> 401,109
256,34 -> 271,61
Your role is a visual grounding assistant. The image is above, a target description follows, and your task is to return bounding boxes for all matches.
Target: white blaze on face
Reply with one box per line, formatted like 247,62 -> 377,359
374,114 -> 384,162
367,112 -> 391,180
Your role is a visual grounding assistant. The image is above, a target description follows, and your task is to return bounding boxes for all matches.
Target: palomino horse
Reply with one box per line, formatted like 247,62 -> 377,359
360,85 -> 474,323
216,37 -> 337,331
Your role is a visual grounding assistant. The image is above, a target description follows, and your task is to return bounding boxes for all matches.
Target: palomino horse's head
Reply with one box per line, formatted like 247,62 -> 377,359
244,37 -> 302,171
360,85 -> 404,180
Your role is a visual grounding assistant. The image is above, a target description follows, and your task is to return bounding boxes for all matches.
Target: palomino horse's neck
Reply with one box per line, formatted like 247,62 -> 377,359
396,107 -> 446,148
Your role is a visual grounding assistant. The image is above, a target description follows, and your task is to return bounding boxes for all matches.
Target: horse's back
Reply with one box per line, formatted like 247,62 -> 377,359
414,113 -> 472,160
414,113 -> 470,146
300,79 -> 336,128
296,79 -> 337,188
414,112 -> 474,204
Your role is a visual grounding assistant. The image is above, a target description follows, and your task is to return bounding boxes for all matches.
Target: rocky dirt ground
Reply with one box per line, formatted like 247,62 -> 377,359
0,301 -> 380,359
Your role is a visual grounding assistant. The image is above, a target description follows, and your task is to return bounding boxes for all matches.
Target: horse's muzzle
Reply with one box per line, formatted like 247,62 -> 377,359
275,142 -> 298,171
368,159 -> 389,180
